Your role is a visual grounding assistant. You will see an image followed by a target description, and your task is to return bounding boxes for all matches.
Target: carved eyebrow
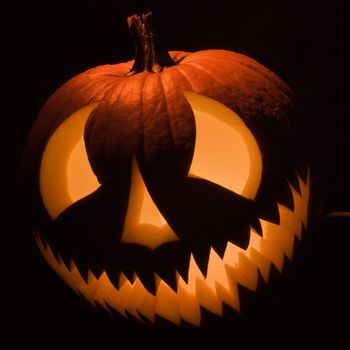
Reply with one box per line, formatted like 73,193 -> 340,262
183,91 -> 262,200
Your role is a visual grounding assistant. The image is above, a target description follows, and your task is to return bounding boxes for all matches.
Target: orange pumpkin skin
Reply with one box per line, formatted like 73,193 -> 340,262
23,49 -> 293,187
22,14 -> 312,326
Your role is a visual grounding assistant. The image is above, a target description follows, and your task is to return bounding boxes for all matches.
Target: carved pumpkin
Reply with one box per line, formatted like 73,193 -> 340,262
22,13 -> 311,326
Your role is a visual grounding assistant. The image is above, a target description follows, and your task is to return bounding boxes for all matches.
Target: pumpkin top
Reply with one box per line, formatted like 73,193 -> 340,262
23,13 -> 294,186
126,12 -> 177,74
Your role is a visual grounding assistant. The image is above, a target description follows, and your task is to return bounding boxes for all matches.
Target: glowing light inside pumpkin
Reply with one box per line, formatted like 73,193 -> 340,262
67,137 -> 100,204
122,158 -> 179,249
37,94 -> 311,326
36,172 -> 310,327
183,91 -> 262,199
40,104 -> 100,219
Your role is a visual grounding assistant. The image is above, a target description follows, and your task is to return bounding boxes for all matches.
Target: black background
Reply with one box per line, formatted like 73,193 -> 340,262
4,0 -> 350,349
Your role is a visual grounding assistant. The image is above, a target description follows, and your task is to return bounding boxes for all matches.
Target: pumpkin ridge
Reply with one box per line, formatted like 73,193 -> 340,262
170,64 -> 194,90
88,63 -> 132,78
230,58 -> 293,100
52,77 -> 119,131
194,53 -> 293,102
67,71 -> 126,102
161,64 -> 196,164
186,49 -> 293,98
138,72 -> 152,163
185,57 -> 292,122
169,50 -> 191,63
104,75 -> 146,168
157,73 -> 177,154
178,62 -> 242,116
84,77 -> 140,179
42,76 -> 111,132
85,82 -> 124,174
94,76 -> 130,105
86,61 -> 132,77
24,75 -> 117,176
85,79 -> 119,103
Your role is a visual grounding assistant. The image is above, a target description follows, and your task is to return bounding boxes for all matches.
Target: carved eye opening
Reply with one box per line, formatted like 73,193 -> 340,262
40,93 -> 262,229
40,104 -> 100,220
183,91 -> 262,200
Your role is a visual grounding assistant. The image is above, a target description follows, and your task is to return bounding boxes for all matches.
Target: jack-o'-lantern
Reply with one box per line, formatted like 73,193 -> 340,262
22,13 -> 312,326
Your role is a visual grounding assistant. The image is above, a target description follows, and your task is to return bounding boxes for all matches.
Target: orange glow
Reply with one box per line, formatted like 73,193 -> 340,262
40,104 -> 100,219
121,159 -> 179,249
183,91 -> 262,199
67,138 -> 100,204
35,170 -> 310,327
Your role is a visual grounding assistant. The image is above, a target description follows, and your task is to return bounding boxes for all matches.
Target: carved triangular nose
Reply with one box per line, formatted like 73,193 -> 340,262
121,158 -> 179,249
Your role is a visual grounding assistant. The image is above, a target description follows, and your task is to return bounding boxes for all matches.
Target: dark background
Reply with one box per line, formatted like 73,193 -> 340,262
4,0 -> 350,349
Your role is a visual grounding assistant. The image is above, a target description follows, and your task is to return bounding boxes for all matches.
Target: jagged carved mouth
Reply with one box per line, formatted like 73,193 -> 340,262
35,171 -> 310,326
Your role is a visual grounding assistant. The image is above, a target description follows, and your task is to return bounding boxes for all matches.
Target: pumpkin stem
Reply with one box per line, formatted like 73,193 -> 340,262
127,12 -> 176,75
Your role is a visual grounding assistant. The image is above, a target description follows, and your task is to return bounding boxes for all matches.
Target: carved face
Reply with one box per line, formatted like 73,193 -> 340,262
23,49 -> 311,326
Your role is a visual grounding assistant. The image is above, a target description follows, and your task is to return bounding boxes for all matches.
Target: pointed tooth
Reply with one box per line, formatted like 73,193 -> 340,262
86,269 -> 97,284
114,275 -> 134,316
156,268 -> 177,293
195,278 -> 222,316
278,204 -> 302,240
276,179 -> 294,211
192,245 -> 211,277
175,253 -> 191,284
74,262 -> 90,284
106,269 -> 121,290
297,177 -> 311,227
124,277 -> 147,322
260,219 -> 295,261
135,287 -> 157,323
59,249 -> 73,269
153,243 -> 188,289
215,279 -> 240,312
82,270 -> 100,305
122,268 -> 135,284
136,269 -> 157,295
88,264 -> 105,280
177,283 -> 201,326
207,247 -> 231,291
51,246 -> 62,264
258,199 -> 280,225
238,252 -> 259,290
250,219 -> 263,236
258,237 -> 285,273
297,163 -> 309,183
211,240 -> 228,259
154,275 -> 181,325
227,224 -> 251,249
247,247 -> 271,282
287,171 -> 301,195
255,175 -> 280,224
91,271 -> 116,311
225,252 -> 258,292
225,266 -> 252,292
